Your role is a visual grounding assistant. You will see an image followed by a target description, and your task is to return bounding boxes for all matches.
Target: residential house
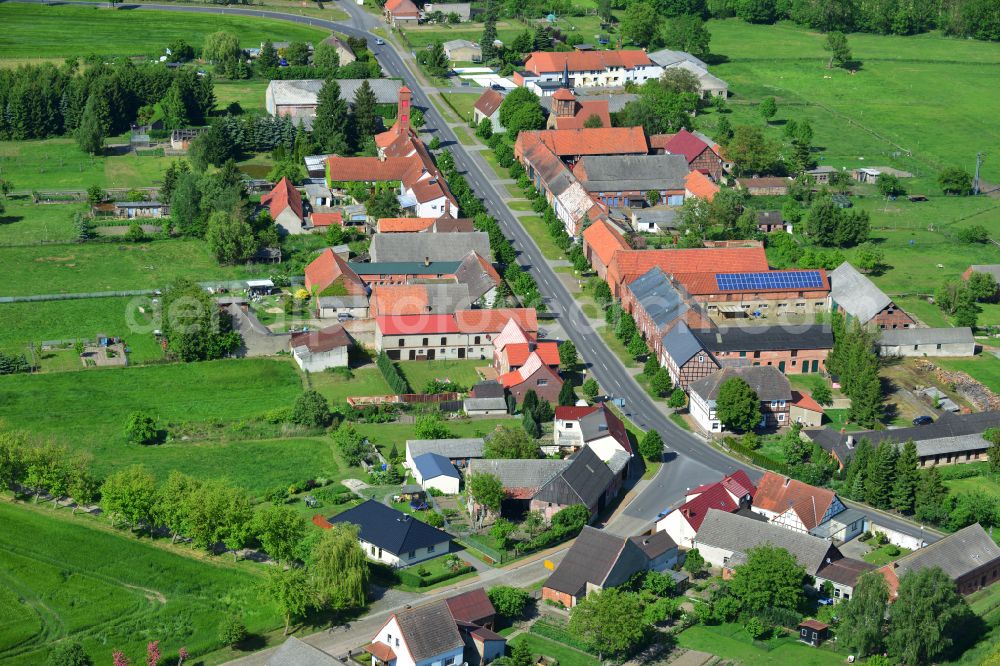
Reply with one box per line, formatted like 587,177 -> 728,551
630,207 -> 680,234
261,177 -> 305,235
688,365 -> 792,434
454,251 -> 503,307
574,154 -> 692,209
756,210 -> 791,233
463,381 -> 508,416
321,33 -> 356,65
473,88 -> 504,133
684,171 -> 720,202
267,637 -> 339,666
466,457 -> 567,521
304,249 -> 370,318
655,471 -> 758,548
693,509 -> 874,600
412,453 -> 461,494
581,218 -> 630,280
369,283 -> 472,318
515,127 -> 649,164
878,523 -> 1000,597
692,324 -> 834,375
542,526 -> 677,607
652,128 -> 725,181
445,588 -> 495,629
830,262 -> 915,330
443,39 -> 481,63
370,232 -> 490,263
545,88 -> 611,130
406,438 -> 485,472
806,410 -> 1000,469
425,2 -> 473,21
552,403 -> 634,478
499,352 -> 563,404
375,308 -> 538,361
266,79 -> 402,128
383,0 -> 420,26
751,471 -> 866,543
878,327 -> 976,357
736,177 -> 792,196
327,500 -> 450,567
661,321 -> 720,390
676,269 -> 831,322
367,601 -> 465,666
790,391 -> 824,427
631,531 -> 682,573
444,588 -> 505,666
647,49 -> 728,99
514,50 -> 663,92
606,246 -> 769,300
491,317 -> 557,373
289,325 -> 351,371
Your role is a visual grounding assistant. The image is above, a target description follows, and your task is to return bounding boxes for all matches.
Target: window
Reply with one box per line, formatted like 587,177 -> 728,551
387,634 -> 392,643
474,335 -> 481,344
698,355 -> 704,363
399,338 -> 405,347
428,544 -> 435,553
779,400 -> 786,408
770,401 -> 778,408
936,343 -> 942,350
395,638 -> 400,647
422,338 -> 429,346
777,413 -> 786,422
371,545 -> 376,555
445,659 -> 456,666
791,350 -> 798,357
537,379 -> 548,386
408,551 -> 416,559
739,351 -> 746,357
441,337 -> 447,345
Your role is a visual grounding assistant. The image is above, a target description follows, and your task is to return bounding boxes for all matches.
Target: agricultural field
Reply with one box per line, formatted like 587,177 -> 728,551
0,239 -> 251,296
0,502 -> 281,665
0,297 -> 164,366
0,198 -> 84,245
402,23 -> 526,50
0,3 -> 329,61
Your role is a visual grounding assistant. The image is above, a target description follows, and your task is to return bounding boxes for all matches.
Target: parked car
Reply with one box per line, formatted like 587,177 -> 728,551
374,38 -> 385,45
912,415 -> 934,426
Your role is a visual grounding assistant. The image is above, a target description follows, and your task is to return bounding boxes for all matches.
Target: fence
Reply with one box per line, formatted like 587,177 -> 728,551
869,521 -> 928,550
346,392 -> 460,407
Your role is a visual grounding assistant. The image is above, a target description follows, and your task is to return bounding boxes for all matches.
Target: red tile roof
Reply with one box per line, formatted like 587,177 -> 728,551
370,285 -> 432,317
524,50 -> 653,75
554,100 -> 612,130
261,177 -> 303,221
663,129 -> 713,163
504,341 -> 560,367
555,405 -> 600,420
684,170 -> 719,201
377,217 -> 438,233
384,0 -> 418,15
455,308 -> 538,334
310,212 -> 343,227
753,471 -> 837,531
376,314 -> 460,336
304,248 -> 366,296
365,642 -> 397,662
445,588 -> 495,624
474,89 -> 504,117
524,127 -> 648,158
552,87 -> 576,101
792,390 -> 825,413
610,247 -> 769,288
720,470 -> 757,500
290,324 -> 351,352
583,219 -> 630,269
677,483 -> 739,531
499,352 -> 561,389
648,133 -> 674,151
327,156 -> 412,182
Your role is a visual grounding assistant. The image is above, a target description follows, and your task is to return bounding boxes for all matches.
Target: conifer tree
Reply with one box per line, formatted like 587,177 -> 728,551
891,440 -> 920,513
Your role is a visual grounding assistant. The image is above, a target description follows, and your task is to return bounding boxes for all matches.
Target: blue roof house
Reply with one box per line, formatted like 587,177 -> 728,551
413,452 -> 462,494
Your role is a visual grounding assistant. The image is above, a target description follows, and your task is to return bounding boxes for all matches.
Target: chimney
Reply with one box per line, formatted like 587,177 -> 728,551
846,435 -> 855,448
424,256 -> 430,267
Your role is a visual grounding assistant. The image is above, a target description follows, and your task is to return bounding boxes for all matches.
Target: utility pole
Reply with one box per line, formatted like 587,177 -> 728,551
973,152 -> 984,195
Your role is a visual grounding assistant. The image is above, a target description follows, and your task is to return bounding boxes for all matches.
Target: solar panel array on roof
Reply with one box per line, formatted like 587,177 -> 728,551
715,271 -> 824,291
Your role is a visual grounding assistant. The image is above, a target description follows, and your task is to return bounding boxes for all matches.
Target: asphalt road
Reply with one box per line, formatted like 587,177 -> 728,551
23,0 -> 940,541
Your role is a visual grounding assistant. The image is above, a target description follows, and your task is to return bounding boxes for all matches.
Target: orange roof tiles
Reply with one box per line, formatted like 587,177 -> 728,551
474,89 -> 504,116
753,471 -> 837,531
370,285 -> 432,317
455,308 -> 538,334
526,127 -> 648,158
326,156 -> 412,182
310,212 -> 343,227
610,247 -> 769,288
504,341 -> 560,368
552,87 -> 576,101
304,249 -> 366,296
384,0 -> 418,15
684,170 -> 719,201
377,217 -> 438,233
583,219 -> 630,269
792,390 -> 825,413
524,50 -> 653,75
499,352 -> 561,389
554,100 -> 612,130
261,177 -> 303,221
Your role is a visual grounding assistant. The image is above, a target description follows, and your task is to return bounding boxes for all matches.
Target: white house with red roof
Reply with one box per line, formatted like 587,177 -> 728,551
552,403 -> 634,478
514,50 -> 663,93
491,317 -> 560,374
375,308 -> 538,361
655,471 -> 757,548
261,177 -> 305,235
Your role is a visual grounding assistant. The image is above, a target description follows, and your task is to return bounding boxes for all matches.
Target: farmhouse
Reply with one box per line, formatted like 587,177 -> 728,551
498,352 -> 563,404
606,246 -> 769,299
830,262 -> 915,330
688,365 -> 792,434
375,308 -> 538,361
654,471 -> 757,548
651,128 -> 725,181
878,523 -> 1000,597
675,269 -> 831,320
327,500 -> 450,567
751,472 -> 866,543
514,50 -> 663,92
574,154 -> 692,209
369,232 -> 490,263
647,49 -> 729,99
369,283 -> 472,317
545,88 -> 611,130
261,177 -> 305,235
289,325 -> 351,371
473,88 -> 504,133
806,410 -> 1000,468
383,0 -> 420,26
692,324 -> 834,375
321,33 -> 356,65
625,268 -> 713,367
491,317 -> 555,372
552,403 -> 633,466
516,126 -> 649,163
878,327 -> 976,357
581,219 -> 631,279
660,320 -> 720,390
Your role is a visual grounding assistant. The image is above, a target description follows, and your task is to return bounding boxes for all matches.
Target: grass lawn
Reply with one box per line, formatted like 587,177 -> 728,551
309,365 -> 391,406
480,150 -> 511,180
354,418 -> 514,460
508,200 -> 534,211
894,295 -> 952,327
510,634 -> 599,666
440,92 -> 480,126
0,502 -> 281,666
863,543 -> 912,566
0,239 -> 249,296
0,358 -> 313,485
677,622 -> 846,665
517,214 -> 565,261
0,197 -> 84,245
402,24 -> 524,50
0,2 -> 329,59
0,297 -> 164,365
397,359 -> 486,392
597,325 -> 640,369
943,474 -> 1000,502
937,355 -> 1000,395
0,138 -> 176,192
214,80 -> 271,115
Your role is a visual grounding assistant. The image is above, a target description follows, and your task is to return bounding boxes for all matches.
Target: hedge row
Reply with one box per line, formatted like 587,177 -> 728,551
724,438 -> 790,475
376,351 -> 411,394
397,564 -> 473,588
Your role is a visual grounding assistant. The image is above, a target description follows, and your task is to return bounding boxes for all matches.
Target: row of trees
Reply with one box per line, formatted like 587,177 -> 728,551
827,314 -> 884,427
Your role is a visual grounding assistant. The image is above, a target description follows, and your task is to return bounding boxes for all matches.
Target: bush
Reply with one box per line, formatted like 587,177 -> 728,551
425,511 -> 445,527
744,616 -> 767,640
292,390 -> 333,427
219,615 -> 247,648
376,351 -> 412,394
875,531 -> 889,545
124,411 -> 158,445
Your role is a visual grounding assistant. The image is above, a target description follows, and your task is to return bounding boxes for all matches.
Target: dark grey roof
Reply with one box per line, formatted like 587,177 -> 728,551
830,262 -> 891,324
349,260 -> 461,275
695,509 -> 836,575
893,523 -> 1000,581
464,396 -> 508,411
879,327 -> 974,346
370,232 -> 491,263
454,251 -> 499,302
327,500 -> 450,556
689,365 -> 791,403
394,600 -> 465,661
647,48 -> 708,70
540,93 -> 637,114
816,556 -> 875,588
629,530 -> 678,560
407,438 -> 485,460
544,526 -> 650,597
693,324 -> 834,353
633,207 -> 680,229
267,78 -> 403,106
629,267 -> 692,330
806,410 -> 1000,464
471,380 -> 505,399
534,445 -> 615,508
661,320 -> 706,366
467,458 -> 567,491
755,210 -> 783,225
577,154 -> 691,192
267,637 -> 340,666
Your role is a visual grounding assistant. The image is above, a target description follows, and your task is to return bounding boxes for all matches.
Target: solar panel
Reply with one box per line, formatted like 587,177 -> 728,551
715,271 -> 824,291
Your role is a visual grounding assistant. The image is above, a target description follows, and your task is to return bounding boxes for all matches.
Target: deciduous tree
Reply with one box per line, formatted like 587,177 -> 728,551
305,523 -> 369,610
727,544 -> 806,612
837,571 -> 889,656
661,14 -> 711,57
101,465 -> 157,530
715,377 -> 761,433
824,31 -> 852,68
888,567 -> 970,665
292,390 -> 334,427
639,430 -> 663,461
468,472 -> 505,514
485,425 -> 539,458
569,588 -> 649,660
488,585 -> 531,618
252,504 -> 306,563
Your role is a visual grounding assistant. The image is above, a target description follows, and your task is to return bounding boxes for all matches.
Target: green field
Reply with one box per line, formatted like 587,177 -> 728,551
402,24 -> 525,50
0,198 -> 84,245
310,365 -> 393,406
0,239 -> 250,296
215,80 -> 271,116
0,297 -> 164,365
937,355 -> 1000,394
0,3 -> 329,59
397,359 -> 487,392
355,418 -> 515,460
509,634 -> 598,666
0,502 -> 280,665
677,622 -> 846,665
0,358 -> 312,485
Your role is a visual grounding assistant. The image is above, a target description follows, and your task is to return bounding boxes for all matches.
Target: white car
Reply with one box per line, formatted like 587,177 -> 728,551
374,38 -> 385,46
